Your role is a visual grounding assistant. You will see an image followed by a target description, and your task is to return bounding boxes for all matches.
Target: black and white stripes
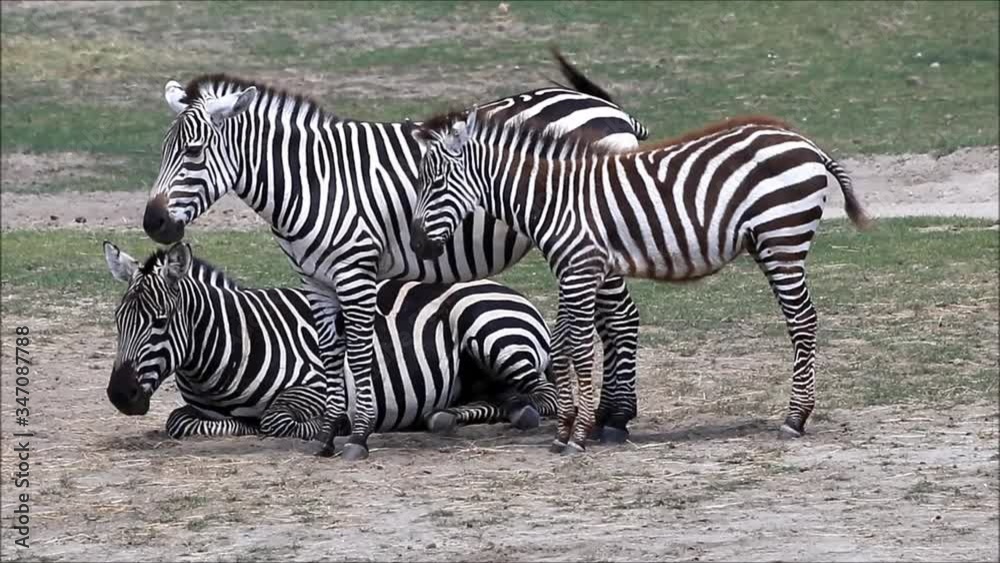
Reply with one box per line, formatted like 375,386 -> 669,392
139,58 -> 647,459
409,111 -> 870,454
104,242 -> 557,441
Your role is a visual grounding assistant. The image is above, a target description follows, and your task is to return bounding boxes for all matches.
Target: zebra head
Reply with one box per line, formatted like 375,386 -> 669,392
103,241 -> 193,416
143,79 -> 258,245
409,110 -> 482,260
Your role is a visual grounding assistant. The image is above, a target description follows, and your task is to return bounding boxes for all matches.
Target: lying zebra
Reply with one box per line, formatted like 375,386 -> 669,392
103,241 -> 555,441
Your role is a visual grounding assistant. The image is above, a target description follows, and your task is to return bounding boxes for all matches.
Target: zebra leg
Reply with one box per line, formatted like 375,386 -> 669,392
259,387 -> 326,440
303,284 -> 351,458
461,341 -> 556,430
165,405 -> 258,439
593,276 -> 640,443
555,274 -> 602,455
425,401 -> 507,434
334,268 -> 379,461
549,310 -> 576,453
752,244 -> 818,437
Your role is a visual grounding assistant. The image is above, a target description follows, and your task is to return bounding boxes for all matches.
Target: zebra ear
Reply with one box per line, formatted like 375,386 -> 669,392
205,87 -> 257,124
165,80 -> 187,115
443,120 -> 469,153
411,126 -> 435,149
104,241 -> 138,283
163,242 -> 193,286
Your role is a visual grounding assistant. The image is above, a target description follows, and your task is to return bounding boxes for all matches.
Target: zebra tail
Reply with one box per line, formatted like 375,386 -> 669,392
550,46 -> 616,103
823,157 -> 873,230
549,46 -> 651,142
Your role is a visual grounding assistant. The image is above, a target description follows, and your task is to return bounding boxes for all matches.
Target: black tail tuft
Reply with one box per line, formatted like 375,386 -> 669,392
550,46 -> 617,104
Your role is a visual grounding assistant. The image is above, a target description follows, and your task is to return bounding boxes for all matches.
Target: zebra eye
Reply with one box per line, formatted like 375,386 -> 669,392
184,144 -> 203,158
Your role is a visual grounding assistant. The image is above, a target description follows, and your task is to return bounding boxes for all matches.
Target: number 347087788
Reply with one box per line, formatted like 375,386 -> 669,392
14,326 -> 30,425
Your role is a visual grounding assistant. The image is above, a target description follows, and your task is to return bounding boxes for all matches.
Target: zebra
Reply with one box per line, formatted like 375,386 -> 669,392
139,52 -> 648,459
408,110 -> 872,455
103,240 -> 556,441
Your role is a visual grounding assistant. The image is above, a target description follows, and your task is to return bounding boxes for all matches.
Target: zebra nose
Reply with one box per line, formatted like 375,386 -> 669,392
143,195 -> 185,244
410,220 -> 444,259
107,364 -> 151,415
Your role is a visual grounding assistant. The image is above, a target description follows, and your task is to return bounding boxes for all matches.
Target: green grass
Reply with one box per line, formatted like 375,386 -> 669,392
1,1 -> 997,192
2,217 -> 997,410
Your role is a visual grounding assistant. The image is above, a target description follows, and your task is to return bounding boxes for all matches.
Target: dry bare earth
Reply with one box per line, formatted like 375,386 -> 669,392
0,304 -> 997,561
1,147 -> 998,231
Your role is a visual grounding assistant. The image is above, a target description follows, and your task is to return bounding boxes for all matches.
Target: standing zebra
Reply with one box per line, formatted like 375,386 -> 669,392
140,53 -> 648,459
103,241 -> 556,440
408,111 -> 871,454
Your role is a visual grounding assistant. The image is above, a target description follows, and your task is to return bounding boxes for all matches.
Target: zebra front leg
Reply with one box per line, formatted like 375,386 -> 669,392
259,386 -> 326,440
425,401 -> 507,434
335,268 -> 379,461
756,257 -> 818,437
548,313 -> 576,453
593,275 -> 640,444
165,405 -> 258,439
553,274 -> 602,454
304,285 -> 350,457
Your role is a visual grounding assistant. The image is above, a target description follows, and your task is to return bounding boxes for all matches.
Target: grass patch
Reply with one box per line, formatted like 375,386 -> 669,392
1,217 -> 996,413
1,1 -> 996,192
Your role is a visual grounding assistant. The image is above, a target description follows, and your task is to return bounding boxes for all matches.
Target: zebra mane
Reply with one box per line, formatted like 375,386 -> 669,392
422,110 -> 795,161
181,73 -> 336,120
139,248 -> 242,290
418,108 -> 614,162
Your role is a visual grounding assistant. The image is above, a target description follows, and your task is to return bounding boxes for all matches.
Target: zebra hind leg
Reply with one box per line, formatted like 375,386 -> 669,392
259,386 -> 326,440
165,405 -> 258,439
752,241 -> 819,437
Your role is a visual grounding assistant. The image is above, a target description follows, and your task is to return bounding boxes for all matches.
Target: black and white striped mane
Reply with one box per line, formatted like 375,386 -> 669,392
423,110 -> 797,163
139,248 -> 242,290
424,110 -> 620,162
180,73 -> 337,122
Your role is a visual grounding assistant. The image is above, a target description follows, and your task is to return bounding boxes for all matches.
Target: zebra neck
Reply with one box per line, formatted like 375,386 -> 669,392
486,148 -> 578,257
173,278 -> 227,383
230,96 -> 346,238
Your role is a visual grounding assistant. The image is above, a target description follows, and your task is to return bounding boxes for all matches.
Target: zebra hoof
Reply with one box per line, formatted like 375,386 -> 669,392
342,443 -> 369,461
549,440 -> 567,454
509,405 -> 541,430
600,426 -> 630,444
560,441 -> 586,456
427,412 -> 457,434
314,445 -> 337,458
779,423 -> 804,439
780,415 -> 805,439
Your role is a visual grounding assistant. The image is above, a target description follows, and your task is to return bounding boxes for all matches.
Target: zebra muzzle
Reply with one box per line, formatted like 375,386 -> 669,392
107,363 -> 152,416
409,220 -> 445,260
143,195 -> 185,245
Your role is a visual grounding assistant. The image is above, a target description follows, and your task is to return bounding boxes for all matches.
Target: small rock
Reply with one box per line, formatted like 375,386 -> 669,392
497,2 -> 509,15
74,216 -> 87,224
426,542 -> 437,549
49,215 -> 58,221
905,75 -> 924,87
930,61 -> 940,68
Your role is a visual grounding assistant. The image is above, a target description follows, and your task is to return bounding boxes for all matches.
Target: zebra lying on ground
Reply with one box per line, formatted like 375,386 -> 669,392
103,241 -> 555,440
138,50 -> 647,459
408,110 -> 872,454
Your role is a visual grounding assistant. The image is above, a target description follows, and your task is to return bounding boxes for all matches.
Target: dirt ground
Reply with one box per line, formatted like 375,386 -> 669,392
1,146 -> 998,561
0,316 -> 997,562
1,146 -> 998,231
